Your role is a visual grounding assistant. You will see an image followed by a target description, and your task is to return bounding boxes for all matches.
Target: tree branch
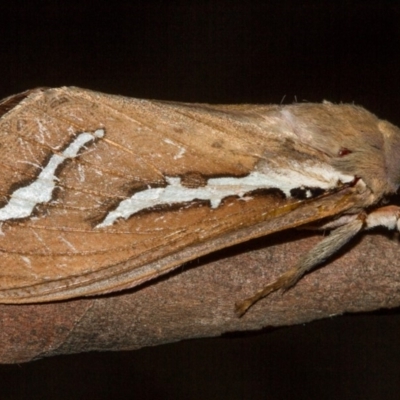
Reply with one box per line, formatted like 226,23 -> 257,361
1,230 -> 400,363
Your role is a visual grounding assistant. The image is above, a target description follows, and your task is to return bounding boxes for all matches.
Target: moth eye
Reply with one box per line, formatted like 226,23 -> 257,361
338,147 -> 352,157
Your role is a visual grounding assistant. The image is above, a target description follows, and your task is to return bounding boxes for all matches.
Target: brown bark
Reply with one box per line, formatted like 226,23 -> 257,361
1,229 -> 400,364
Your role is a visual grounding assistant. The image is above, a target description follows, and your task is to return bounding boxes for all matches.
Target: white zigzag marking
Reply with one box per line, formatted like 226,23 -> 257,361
0,129 -> 104,221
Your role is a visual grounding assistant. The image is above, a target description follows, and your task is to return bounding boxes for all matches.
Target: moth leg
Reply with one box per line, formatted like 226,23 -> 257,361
364,205 -> 400,231
235,217 -> 364,316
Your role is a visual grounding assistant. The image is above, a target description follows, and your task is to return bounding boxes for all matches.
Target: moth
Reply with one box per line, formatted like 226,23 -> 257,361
0,87 -> 399,316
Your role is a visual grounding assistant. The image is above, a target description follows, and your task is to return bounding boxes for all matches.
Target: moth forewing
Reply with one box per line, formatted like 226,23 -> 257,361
0,185 -> 363,303
0,87 -> 399,315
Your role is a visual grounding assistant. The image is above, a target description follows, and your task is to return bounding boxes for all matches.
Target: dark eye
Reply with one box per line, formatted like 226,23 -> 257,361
338,147 -> 352,157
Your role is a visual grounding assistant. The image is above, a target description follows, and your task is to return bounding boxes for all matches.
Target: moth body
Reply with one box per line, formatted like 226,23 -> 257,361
0,87 -> 399,314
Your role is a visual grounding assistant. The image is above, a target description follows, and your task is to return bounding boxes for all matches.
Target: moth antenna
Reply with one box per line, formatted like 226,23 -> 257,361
235,217 -> 364,316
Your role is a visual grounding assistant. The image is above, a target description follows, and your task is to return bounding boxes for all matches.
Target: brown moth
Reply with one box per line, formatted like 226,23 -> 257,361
0,87 -> 399,316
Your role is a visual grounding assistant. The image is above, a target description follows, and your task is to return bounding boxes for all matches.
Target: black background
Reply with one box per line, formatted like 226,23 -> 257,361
1,1 -> 400,399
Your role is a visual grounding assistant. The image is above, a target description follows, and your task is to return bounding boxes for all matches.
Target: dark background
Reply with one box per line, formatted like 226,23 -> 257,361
1,1 -> 400,399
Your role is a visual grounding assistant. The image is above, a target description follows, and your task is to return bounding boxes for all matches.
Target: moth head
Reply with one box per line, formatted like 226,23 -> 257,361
330,106 -> 400,197
282,102 -> 400,198
378,120 -> 400,193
